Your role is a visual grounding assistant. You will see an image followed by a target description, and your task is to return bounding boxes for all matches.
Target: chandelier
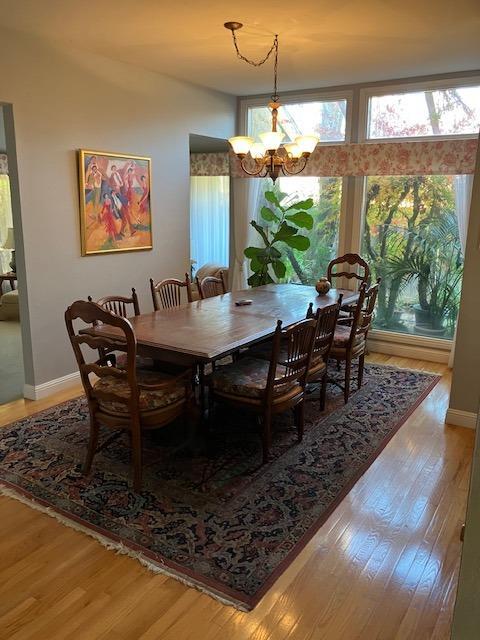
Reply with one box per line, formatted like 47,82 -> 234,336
225,22 -> 319,183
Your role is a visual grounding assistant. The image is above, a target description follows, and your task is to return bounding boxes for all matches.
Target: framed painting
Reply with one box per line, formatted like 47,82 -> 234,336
78,149 -> 152,255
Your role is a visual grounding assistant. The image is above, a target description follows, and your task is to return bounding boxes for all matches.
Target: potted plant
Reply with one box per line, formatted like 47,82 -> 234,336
244,189 -> 314,286
386,211 -> 463,337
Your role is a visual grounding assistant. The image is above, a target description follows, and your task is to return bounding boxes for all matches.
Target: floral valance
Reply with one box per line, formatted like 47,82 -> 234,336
230,138 -> 478,178
0,154 -> 7,175
190,152 -> 230,177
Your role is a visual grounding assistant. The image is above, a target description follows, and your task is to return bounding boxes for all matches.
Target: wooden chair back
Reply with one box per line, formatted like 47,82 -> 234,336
354,279 -> 381,342
65,300 -> 139,413
266,317 -> 317,397
327,253 -> 370,288
150,273 -> 193,310
89,288 -> 140,320
196,271 -> 227,299
307,295 -> 343,363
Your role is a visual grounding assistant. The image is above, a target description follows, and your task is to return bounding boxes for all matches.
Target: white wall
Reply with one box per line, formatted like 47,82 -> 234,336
0,27 -> 235,388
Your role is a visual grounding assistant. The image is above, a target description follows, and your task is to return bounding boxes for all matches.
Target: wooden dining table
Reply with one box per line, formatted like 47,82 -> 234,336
87,283 -> 358,368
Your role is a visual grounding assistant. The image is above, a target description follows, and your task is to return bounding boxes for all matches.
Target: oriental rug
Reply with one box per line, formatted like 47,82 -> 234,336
0,363 -> 440,610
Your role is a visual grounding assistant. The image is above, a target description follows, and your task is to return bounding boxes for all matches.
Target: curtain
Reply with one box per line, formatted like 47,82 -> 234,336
0,175 -> 13,273
231,178 -> 264,291
448,174 -> 474,368
190,176 -> 230,270
230,139 -> 478,178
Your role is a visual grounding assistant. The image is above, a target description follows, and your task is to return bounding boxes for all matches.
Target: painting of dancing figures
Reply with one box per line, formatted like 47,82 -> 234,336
78,149 -> 152,255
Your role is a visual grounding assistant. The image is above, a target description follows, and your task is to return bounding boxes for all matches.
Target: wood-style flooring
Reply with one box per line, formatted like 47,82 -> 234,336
0,354 -> 474,640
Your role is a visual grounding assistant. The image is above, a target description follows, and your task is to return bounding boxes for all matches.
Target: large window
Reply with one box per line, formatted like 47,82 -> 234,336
252,177 -> 342,285
367,85 -> 480,139
361,175 -> 466,339
248,98 -> 347,142
241,76 -> 479,348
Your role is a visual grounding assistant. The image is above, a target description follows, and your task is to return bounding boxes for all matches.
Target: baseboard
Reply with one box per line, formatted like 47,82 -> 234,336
368,337 -> 449,363
23,371 -> 81,400
445,408 -> 478,429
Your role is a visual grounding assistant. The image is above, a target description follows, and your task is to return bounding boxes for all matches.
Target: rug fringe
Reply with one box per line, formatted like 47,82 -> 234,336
0,484 -> 250,612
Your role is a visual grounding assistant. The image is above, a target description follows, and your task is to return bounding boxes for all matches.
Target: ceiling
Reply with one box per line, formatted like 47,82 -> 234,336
1,0 -> 479,95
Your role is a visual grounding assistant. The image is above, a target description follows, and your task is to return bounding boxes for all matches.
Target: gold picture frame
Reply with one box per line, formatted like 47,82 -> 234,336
78,149 -> 153,256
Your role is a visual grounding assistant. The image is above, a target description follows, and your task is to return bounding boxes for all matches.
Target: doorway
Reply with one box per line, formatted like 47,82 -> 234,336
0,104 -> 24,403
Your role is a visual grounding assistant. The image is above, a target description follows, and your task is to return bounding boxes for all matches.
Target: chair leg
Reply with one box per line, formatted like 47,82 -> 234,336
131,420 -> 143,493
82,417 -> 99,475
320,373 -> 327,411
294,400 -> 305,442
344,355 -> 352,403
261,409 -> 272,464
358,353 -> 365,389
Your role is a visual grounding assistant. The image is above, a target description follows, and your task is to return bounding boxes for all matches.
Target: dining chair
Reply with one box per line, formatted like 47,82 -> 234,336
196,271 -> 227,299
208,317 -> 317,463
327,253 -> 370,317
150,273 -> 193,311
250,299 -> 342,411
327,253 -> 370,288
306,295 -> 343,410
65,300 -> 192,492
329,279 -> 381,403
88,289 -> 152,370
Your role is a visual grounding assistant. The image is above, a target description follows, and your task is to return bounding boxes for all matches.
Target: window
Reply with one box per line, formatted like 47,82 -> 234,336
367,85 -> 480,139
248,98 -> 347,142
361,175 -> 466,339
273,177 -> 342,284
190,176 -> 229,269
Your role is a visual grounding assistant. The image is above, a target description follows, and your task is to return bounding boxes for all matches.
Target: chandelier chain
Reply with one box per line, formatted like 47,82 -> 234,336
230,30 -> 279,101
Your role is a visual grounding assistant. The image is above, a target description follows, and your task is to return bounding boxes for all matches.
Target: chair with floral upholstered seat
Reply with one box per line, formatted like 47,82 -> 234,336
65,300 -> 192,492
208,317 -> 317,463
327,253 -> 370,317
248,299 -> 342,411
329,279 -> 381,403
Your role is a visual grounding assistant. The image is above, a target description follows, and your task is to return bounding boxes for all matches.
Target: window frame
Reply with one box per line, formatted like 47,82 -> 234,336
239,89 -> 354,145
238,73 -> 480,354
358,76 -> 480,143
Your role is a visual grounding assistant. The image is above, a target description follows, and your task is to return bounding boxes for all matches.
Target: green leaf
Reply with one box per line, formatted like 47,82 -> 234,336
283,235 -> 310,251
267,245 -> 282,259
244,246 -> 263,258
285,211 -> 314,230
287,198 -> 314,211
272,260 -> 287,279
248,271 -> 274,287
250,220 -> 269,246
260,206 -> 279,222
250,256 -> 263,272
273,222 -> 297,243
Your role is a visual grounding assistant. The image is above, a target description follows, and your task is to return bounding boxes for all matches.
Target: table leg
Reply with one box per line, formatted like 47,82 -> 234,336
199,363 -> 206,417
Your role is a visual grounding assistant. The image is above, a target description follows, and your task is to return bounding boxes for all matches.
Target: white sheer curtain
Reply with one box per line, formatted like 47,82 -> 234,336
190,176 -> 230,269
0,175 -> 13,273
231,178 -> 264,291
448,174 -> 474,368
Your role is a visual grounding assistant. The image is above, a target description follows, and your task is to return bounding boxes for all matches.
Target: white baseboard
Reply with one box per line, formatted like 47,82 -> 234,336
23,371 -> 81,401
445,408 -> 478,429
368,337 -> 449,363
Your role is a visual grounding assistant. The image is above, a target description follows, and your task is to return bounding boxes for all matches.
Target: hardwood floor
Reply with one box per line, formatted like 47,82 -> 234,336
0,355 -> 474,640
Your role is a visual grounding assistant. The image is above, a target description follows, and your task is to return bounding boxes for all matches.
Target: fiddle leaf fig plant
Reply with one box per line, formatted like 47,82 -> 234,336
244,190 -> 314,287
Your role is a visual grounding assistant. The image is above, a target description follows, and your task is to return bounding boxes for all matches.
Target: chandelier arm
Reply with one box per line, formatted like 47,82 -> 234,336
240,157 -> 269,177
281,157 -> 309,176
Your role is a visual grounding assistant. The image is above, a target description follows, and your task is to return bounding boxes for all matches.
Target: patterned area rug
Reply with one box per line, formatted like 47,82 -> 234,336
0,363 -> 439,610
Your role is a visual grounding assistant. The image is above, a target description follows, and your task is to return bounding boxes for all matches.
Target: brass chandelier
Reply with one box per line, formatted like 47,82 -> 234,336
225,22 -> 319,183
